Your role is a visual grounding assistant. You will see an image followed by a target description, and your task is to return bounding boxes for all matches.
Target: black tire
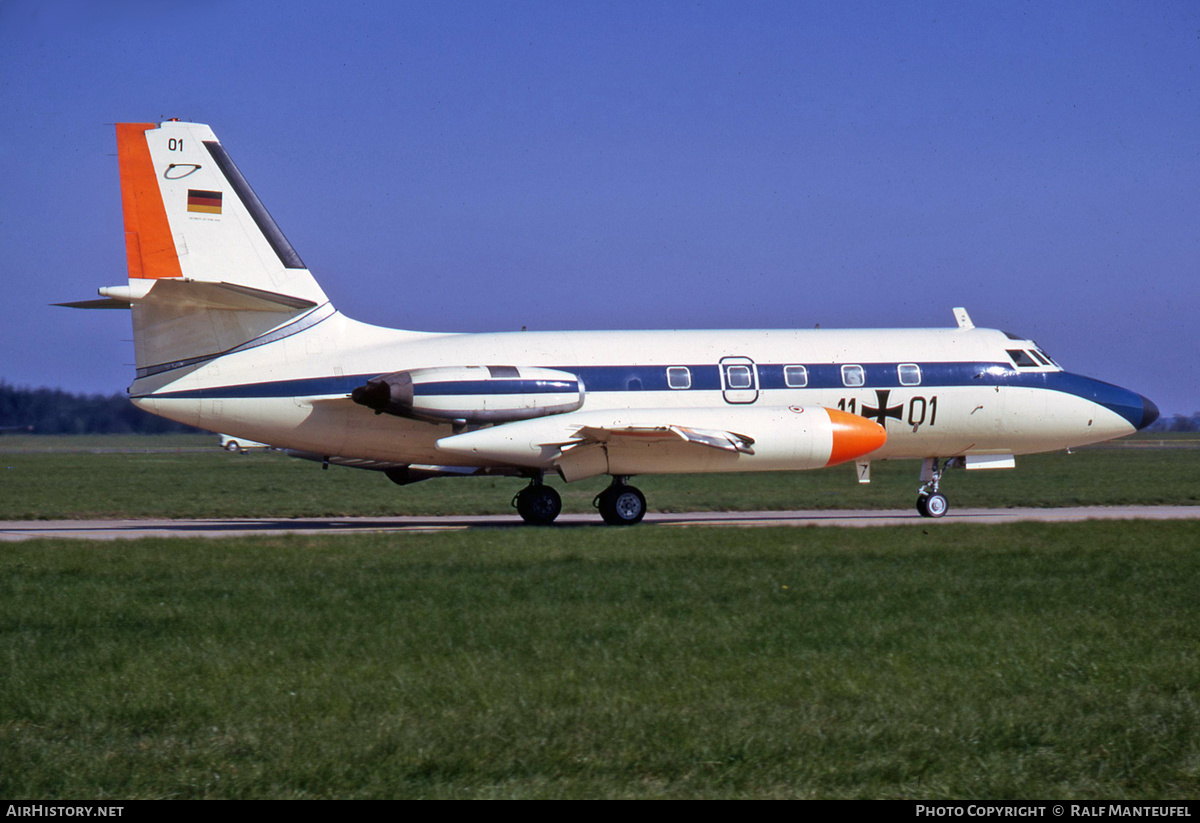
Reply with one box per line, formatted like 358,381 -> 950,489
920,493 -> 948,518
598,485 -> 646,526
516,485 -> 562,525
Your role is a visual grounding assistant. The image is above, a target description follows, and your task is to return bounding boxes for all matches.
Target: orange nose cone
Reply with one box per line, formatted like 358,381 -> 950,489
825,408 -> 887,466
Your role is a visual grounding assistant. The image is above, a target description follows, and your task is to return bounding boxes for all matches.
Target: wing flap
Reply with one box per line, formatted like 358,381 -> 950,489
565,423 -> 755,455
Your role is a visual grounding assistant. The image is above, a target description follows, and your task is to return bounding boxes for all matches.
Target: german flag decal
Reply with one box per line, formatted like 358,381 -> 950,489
187,189 -> 223,214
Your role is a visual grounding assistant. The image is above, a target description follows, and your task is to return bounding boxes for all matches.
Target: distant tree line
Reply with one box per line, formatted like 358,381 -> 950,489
0,382 -> 200,435
1147,412 -> 1200,433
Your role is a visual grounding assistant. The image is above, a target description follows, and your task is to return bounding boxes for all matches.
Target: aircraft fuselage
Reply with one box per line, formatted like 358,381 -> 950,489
76,120 -> 1158,524
131,312 -> 1154,473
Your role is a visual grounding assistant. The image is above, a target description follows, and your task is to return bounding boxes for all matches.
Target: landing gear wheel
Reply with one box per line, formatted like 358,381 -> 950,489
515,485 -> 562,525
917,493 -> 948,518
596,484 -> 646,526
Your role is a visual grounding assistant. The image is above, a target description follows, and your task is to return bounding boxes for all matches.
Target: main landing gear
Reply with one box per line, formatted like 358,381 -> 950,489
513,476 -> 562,525
512,475 -> 648,526
594,477 -> 647,526
916,457 -> 961,518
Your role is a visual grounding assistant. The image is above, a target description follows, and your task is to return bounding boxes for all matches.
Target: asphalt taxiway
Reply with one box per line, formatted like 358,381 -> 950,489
2,506 -> 1198,541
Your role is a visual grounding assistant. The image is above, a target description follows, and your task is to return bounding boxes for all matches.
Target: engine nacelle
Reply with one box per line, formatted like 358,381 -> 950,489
351,365 -> 585,424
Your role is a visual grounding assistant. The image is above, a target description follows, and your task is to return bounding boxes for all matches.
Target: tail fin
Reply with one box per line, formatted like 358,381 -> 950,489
108,121 -> 335,389
116,121 -> 327,304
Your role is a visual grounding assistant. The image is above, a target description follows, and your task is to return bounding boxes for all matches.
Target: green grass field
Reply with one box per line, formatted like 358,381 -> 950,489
2,435 -> 1197,798
1,433 -> 1198,519
2,523 -> 1197,798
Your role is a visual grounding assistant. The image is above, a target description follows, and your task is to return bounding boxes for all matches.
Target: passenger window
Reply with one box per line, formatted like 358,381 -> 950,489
1007,349 -> 1039,368
898,363 -> 921,386
666,366 -> 691,390
841,365 -> 865,387
725,365 -> 753,389
784,365 -> 808,388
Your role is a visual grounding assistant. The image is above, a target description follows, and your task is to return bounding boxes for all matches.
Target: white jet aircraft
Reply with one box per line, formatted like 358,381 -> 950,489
64,121 -> 1159,524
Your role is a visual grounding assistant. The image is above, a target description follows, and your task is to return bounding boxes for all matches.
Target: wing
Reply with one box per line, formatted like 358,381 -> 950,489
433,405 -> 883,482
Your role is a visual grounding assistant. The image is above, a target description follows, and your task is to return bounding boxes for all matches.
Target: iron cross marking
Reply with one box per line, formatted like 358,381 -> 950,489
861,389 -> 903,427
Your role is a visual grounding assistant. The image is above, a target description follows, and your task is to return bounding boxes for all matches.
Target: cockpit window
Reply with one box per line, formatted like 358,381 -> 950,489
1030,341 -> 1059,368
1007,349 -> 1039,368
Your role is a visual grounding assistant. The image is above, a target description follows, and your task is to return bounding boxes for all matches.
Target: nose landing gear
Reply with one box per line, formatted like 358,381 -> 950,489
916,490 -> 948,518
916,457 -> 960,518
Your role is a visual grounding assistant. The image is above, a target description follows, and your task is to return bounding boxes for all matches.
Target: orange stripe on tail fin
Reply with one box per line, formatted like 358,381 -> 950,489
116,123 -> 183,280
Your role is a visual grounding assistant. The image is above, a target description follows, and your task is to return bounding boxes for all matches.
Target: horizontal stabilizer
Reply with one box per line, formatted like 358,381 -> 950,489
143,279 -> 317,312
54,298 -> 133,310
59,279 -> 317,313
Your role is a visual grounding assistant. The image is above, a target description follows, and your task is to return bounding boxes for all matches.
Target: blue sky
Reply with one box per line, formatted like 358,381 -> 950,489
2,0 -> 1197,413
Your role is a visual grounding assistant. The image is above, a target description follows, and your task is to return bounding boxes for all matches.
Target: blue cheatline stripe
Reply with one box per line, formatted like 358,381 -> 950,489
137,361 -> 1150,427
